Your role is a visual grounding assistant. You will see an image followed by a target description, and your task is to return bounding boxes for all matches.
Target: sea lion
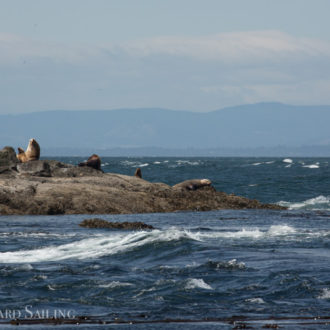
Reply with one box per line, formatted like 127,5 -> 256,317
134,167 -> 142,178
172,179 -> 212,191
17,147 -> 28,163
78,154 -> 101,171
16,138 -> 40,163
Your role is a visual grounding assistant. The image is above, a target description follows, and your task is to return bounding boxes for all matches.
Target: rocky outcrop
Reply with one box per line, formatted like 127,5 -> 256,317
79,218 -> 154,230
0,159 -> 285,215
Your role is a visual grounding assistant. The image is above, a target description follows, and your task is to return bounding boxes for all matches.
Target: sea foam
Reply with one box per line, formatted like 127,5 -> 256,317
318,288 -> 330,299
0,225 -> 299,264
185,278 -> 213,290
279,195 -> 330,210
0,228 -> 199,263
302,163 -> 320,169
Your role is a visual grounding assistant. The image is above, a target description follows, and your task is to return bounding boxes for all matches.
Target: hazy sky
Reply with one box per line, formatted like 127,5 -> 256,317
1,0 -> 330,114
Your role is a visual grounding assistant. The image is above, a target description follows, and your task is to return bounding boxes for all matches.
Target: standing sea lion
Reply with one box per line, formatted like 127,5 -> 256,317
172,179 -> 212,191
78,154 -> 101,170
134,167 -> 142,179
17,138 -> 40,163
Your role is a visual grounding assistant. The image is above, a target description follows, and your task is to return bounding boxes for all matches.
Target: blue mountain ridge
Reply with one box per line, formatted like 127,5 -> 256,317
1,103 -> 330,154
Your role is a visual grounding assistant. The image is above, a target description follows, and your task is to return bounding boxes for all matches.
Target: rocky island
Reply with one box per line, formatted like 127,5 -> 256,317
0,146 -> 285,215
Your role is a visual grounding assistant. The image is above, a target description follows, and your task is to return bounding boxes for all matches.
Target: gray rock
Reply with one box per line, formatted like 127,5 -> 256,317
0,146 -> 18,171
0,146 -> 17,165
0,147 -> 286,215
17,160 -> 51,177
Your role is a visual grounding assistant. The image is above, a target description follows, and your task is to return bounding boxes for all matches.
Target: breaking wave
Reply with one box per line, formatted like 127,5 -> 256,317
0,225 -> 304,264
278,195 -> 330,210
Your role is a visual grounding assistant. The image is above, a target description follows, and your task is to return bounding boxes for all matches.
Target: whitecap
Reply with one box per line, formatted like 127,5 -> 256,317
185,278 -> 213,290
303,164 -> 319,169
138,163 -> 149,167
248,184 -> 258,187
265,161 -> 275,164
252,162 -> 262,166
121,160 -> 137,166
47,285 -> 56,291
196,228 -> 264,239
318,288 -> 330,299
0,225 -> 300,264
153,161 -> 161,164
227,259 -> 246,269
21,264 -> 33,271
278,195 -> 330,210
267,225 -> 296,236
283,158 -> 293,163
176,160 -> 201,166
0,232 -> 76,239
99,281 -> 133,289
36,275 -> 48,280
246,297 -> 265,304
0,228 -> 200,263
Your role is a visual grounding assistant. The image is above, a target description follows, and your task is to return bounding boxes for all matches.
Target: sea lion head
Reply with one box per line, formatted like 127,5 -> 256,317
200,179 -> 211,186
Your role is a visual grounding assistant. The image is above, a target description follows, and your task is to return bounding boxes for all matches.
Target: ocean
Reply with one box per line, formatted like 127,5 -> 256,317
0,157 -> 329,329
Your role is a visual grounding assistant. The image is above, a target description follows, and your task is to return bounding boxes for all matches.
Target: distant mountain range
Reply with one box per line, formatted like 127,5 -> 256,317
1,102 -> 330,156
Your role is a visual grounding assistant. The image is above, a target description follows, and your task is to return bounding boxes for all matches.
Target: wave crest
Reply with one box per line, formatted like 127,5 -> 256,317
278,195 -> 330,210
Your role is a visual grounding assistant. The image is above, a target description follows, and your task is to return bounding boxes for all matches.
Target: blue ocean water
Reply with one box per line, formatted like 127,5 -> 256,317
0,157 -> 329,328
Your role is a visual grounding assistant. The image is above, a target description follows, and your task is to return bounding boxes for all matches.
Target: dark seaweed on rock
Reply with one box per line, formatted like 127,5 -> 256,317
79,218 -> 154,230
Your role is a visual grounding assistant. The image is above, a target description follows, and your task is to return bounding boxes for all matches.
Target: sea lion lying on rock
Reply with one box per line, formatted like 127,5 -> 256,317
17,138 -> 40,163
135,167 -> 142,178
78,154 -> 102,171
173,179 -> 212,191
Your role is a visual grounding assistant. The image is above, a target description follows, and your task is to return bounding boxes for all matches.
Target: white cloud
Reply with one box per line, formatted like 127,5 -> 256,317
2,30 -> 330,65
117,30 -> 330,63
1,30 -> 330,112
201,79 -> 330,107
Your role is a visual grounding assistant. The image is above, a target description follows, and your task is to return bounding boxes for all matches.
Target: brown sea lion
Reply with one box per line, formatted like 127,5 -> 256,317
17,138 -> 40,163
78,154 -> 101,170
173,179 -> 212,191
134,167 -> 142,178
17,147 -> 28,163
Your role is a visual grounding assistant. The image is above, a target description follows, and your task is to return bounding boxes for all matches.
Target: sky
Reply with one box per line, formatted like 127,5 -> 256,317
1,0 -> 330,114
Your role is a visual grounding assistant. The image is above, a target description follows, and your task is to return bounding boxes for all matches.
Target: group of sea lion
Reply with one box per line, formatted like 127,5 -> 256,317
16,139 -> 102,171
15,139 -> 212,191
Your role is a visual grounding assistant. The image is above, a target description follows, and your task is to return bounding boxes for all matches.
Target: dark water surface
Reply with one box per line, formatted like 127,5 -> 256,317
0,157 -> 329,328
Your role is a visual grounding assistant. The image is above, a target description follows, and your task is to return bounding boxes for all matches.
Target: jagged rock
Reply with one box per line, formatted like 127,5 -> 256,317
79,218 -> 154,230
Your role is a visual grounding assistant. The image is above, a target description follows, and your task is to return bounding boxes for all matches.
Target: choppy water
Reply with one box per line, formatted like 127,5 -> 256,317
0,157 -> 330,328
